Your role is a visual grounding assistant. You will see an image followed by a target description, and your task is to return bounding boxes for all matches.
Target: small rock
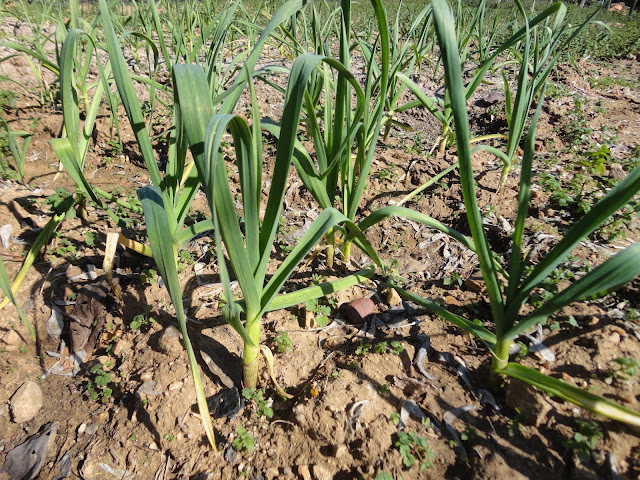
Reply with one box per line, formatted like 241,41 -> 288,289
96,410 -> 109,422
298,465 -> 312,480
609,163 -> 626,180
612,325 -> 627,336
444,295 -> 461,307
386,289 -> 402,307
618,390 -> 635,404
10,381 -> 43,423
505,379 -> 552,427
588,316 -> 600,326
112,338 -> 131,357
157,326 -> 183,356
85,423 -> 99,435
140,371 -> 153,382
463,277 -> 484,293
334,444 -> 349,459
2,329 -> 23,346
312,464 -> 333,480
606,332 -> 621,345
149,441 -> 159,451
224,446 -> 239,464
168,380 -> 183,391
561,372 -> 575,384
344,298 -> 376,325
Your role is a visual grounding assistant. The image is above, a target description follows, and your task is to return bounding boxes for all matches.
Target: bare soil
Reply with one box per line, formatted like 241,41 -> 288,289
1,18 -> 640,480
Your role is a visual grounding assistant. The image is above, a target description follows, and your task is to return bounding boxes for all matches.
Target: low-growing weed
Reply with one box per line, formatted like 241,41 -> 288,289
140,269 -> 158,285
305,297 -> 333,327
357,340 -> 404,356
270,331 -> 292,354
564,420 -> 603,461
177,249 -> 196,273
605,357 -> 640,384
130,308 -> 155,330
395,430 -> 435,471
232,426 -> 255,453
242,388 -> 273,418
86,363 -> 114,404
84,231 -> 96,247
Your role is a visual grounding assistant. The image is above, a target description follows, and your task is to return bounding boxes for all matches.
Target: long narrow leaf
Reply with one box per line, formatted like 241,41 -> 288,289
500,363 -> 640,427
138,186 -> 216,451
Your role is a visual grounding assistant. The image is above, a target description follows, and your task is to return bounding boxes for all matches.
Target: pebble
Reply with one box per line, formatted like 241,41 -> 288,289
607,332 -> 621,345
112,338 -> 131,357
298,465 -> 312,480
157,326 -> 183,356
168,380 -> 183,391
334,444 -> 348,459
344,298 -> 376,324
224,446 -> 238,464
386,288 -> 402,307
10,381 -> 43,423
149,441 -> 159,451
85,423 -> 99,435
444,295 -> 461,307
463,277 -> 484,293
140,371 -> 153,382
312,464 -> 333,480
618,391 -> 636,404
1,329 -> 23,347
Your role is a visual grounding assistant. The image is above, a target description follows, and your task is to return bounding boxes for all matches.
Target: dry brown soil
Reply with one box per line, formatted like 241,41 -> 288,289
1,18 -> 640,480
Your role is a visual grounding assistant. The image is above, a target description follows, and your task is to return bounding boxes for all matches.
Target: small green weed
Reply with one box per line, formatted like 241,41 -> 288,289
395,430 -> 435,471
86,363 -> 113,404
177,249 -> 196,273
130,308 -> 155,330
564,420 -> 603,461
242,388 -> 273,418
84,231 -> 96,247
305,297 -> 333,327
357,340 -> 404,356
140,269 -> 158,285
270,331 -> 292,354
443,272 -> 463,287
232,425 -> 255,453
605,357 -> 640,384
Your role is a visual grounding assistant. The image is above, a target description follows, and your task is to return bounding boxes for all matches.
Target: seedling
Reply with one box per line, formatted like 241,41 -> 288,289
84,231 -> 96,248
389,412 -> 401,426
130,309 -> 155,330
140,269 -> 158,285
86,363 -> 113,404
564,420 -> 603,461
271,331 -> 292,354
305,298 -> 333,327
605,357 -> 640,384
232,426 -> 255,453
443,272 -> 463,287
395,430 -> 434,471
242,388 -> 274,419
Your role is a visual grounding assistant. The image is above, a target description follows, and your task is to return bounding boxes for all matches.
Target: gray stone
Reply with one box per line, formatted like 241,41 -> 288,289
10,381 -> 43,423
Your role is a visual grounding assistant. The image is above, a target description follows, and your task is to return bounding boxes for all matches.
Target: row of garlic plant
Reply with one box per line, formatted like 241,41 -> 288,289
1,0 -> 639,447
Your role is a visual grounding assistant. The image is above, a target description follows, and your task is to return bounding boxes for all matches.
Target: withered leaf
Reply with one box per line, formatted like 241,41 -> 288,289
68,278 -> 110,354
